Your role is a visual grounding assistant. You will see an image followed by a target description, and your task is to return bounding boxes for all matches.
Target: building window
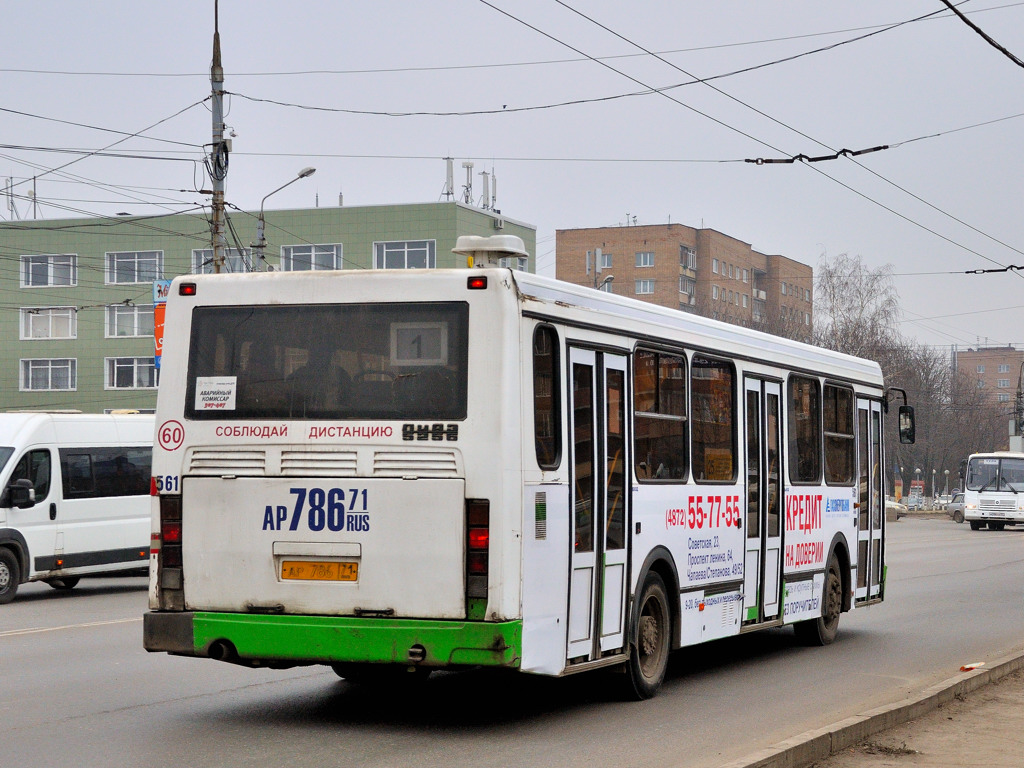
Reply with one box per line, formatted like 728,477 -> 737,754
976,365 -> 985,373
498,256 -> 529,271
105,357 -> 157,389
804,312 -> 810,325
106,250 -> 162,284
635,279 -> 655,294
978,380 -> 985,388
997,379 -> 1010,388
281,244 -> 343,271
20,358 -> 76,391
781,282 -> 788,296
743,269 -> 749,283
998,394 -> 1011,402
712,285 -> 720,300
679,276 -> 696,296
20,307 -> 76,339
680,245 -> 696,269
600,251 -> 613,269
193,248 -> 252,274
635,251 -> 654,268
998,364 -> 1010,373
712,258 -> 719,274
21,254 -> 77,287
106,304 -> 155,338
374,240 -> 436,269
742,294 -> 749,308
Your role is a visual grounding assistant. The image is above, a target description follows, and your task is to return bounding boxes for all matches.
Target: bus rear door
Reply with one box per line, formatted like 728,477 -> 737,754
567,348 -> 629,662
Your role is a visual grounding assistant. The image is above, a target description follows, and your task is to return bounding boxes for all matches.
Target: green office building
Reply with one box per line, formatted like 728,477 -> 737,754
1,202 -> 535,413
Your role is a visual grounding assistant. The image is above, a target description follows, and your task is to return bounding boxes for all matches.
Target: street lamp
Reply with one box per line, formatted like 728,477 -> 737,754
597,275 -> 614,293
931,468 -> 936,500
944,469 -> 950,496
253,167 -> 316,270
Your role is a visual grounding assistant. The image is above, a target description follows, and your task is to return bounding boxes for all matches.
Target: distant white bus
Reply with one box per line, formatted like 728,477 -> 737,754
0,412 -> 154,603
963,451 -> 1024,530
143,236 -> 914,698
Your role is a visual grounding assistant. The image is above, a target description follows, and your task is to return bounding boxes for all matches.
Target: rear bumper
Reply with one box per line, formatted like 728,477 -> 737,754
144,611 -> 522,668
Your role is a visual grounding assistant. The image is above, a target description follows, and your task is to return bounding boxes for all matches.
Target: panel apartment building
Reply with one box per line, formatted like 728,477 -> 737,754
1,202 -> 534,413
555,223 -> 813,339
954,346 -> 1024,407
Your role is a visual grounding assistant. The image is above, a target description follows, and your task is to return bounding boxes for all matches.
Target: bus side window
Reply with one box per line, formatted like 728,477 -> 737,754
691,356 -> 736,483
788,375 -> 822,484
533,326 -> 561,470
634,349 -> 688,482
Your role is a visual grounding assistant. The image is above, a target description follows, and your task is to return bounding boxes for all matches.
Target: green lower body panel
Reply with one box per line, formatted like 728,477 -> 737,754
146,611 -> 522,668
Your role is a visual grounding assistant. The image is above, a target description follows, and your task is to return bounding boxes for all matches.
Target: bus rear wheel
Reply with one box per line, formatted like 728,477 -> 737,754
795,557 -> 842,646
990,522 -> 1006,531
0,549 -> 21,605
969,521 -> 984,531
331,663 -> 430,686
621,571 -> 671,700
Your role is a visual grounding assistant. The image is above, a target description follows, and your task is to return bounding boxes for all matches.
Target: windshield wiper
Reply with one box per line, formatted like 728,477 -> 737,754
1001,476 -> 1019,494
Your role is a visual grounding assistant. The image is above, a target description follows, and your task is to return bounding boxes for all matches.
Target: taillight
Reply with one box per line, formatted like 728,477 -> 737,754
466,500 -> 489,601
160,495 -> 183,567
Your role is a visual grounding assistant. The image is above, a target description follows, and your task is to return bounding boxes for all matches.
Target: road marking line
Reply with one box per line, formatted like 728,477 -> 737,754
0,616 -> 142,638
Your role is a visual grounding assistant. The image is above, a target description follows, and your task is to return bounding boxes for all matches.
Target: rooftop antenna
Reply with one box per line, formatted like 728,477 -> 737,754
461,162 -> 474,204
479,170 -> 490,210
441,157 -> 455,200
491,169 -> 498,212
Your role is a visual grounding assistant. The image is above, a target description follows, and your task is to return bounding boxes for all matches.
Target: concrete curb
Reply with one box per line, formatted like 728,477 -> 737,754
717,650 -> 1024,768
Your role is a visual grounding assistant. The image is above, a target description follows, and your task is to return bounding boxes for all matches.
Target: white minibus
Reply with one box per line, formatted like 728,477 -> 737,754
0,412 -> 154,603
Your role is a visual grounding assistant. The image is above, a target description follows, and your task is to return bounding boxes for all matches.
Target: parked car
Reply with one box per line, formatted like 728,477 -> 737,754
886,497 -> 908,519
946,492 -> 965,524
906,494 -> 924,511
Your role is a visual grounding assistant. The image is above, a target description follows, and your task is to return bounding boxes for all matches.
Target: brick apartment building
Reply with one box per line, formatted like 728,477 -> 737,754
555,223 -> 814,339
954,346 -> 1024,406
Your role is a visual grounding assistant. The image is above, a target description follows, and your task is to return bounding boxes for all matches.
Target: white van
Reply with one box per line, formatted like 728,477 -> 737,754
0,413 -> 154,603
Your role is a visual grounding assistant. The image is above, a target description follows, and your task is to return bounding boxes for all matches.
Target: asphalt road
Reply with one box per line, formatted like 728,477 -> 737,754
2,517 -> 1022,768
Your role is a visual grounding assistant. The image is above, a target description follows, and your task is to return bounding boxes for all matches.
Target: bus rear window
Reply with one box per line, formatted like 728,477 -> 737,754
185,302 -> 469,421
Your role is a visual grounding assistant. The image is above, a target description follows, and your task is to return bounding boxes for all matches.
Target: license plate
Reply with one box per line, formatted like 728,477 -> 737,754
281,560 -> 358,582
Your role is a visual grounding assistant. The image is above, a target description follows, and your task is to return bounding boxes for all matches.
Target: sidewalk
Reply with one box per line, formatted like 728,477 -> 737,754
720,652 -> 1024,768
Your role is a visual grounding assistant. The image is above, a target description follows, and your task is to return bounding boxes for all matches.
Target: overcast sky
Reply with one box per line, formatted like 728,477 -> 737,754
3,1 -> 1024,351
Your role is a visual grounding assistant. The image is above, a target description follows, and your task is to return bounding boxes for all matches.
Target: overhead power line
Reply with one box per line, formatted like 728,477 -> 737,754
939,0 -> 1024,68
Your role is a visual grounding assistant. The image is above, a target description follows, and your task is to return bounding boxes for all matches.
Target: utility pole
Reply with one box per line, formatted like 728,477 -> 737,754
1012,362 -> 1024,452
209,0 -> 229,273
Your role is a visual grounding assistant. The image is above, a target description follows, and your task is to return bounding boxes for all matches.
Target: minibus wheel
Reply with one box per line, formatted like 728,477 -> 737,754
45,577 -> 80,590
0,549 -> 20,605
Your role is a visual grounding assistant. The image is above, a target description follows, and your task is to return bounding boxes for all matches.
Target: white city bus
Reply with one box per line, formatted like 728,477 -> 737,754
963,451 -> 1024,530
143,236 -> 914,697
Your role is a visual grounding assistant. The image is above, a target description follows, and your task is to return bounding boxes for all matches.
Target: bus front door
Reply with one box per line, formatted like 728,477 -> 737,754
742,378 -> 783,624
855,399 -> 883,603
567,348 -> 629,662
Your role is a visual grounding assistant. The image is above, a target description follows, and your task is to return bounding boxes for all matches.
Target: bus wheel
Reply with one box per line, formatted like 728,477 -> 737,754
795,557 -> 842,646
622,572 -> 671,700
331,663 -> 430,686
0,549 -> 21,605
45,577 -> 80,590
969,521 -> 984,531
990,522 -> 1006,531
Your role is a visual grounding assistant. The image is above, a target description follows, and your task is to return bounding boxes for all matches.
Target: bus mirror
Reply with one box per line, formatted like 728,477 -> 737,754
9,478 -> 36,509
898,405 -> 916,445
